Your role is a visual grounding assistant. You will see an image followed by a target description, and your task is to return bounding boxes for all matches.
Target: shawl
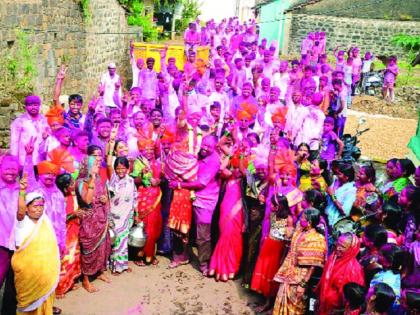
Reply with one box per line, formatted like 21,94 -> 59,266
164,150 -> 198,182
317,234 -> 365,315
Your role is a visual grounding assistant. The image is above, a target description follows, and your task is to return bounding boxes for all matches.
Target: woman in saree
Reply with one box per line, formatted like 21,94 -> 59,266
165,101 -> 200,268
352,165 -> 382,223
108,157 -> 137,274
132,139 -> 162,266
55,174 -> 81,298
76,147 -> 111,293
12,176 -> 60,315
208,139 -> 247,282
157,130 -> 175,255
251,194 -> 294,313
316,232 -> 365,315
272,208 -> 327,315
379,158 -> 414,201
325,162 -> 357,228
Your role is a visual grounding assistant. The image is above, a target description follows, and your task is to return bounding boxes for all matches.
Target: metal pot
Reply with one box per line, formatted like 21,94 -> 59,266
109,227 -> 116,244
128,222 -> 147,248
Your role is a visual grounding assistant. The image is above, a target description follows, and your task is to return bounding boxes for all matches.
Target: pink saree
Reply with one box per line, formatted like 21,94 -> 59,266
209,178 -> 244,280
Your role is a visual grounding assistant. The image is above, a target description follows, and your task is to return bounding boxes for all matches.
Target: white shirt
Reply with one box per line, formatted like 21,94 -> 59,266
15,215 -> 36,248
273,72 -> 290,100
100,72 -> 121,107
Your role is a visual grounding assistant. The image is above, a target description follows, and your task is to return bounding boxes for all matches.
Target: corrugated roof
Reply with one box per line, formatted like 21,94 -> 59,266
284,0 -> 324,13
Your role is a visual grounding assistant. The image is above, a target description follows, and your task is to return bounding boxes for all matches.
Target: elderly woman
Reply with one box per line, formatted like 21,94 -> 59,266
77,146 -> 111,293
12,176 -> 60,315
272,208 -> 327,315
316,233 -> 365,315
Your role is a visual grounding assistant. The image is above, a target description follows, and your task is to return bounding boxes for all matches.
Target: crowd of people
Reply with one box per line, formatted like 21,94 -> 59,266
0,16 -> 418,315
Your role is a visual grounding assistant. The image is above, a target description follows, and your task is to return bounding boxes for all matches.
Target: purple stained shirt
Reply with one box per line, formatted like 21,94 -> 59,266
23,157 -> 66,252
0,179 -> 19,250
193,151 -> 221,224
320,131 -> 338,161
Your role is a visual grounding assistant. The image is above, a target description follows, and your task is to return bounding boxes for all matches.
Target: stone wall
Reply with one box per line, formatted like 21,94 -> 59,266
290,0 -> 420,21
0,0 -> 141,148
287,13 -> 420,56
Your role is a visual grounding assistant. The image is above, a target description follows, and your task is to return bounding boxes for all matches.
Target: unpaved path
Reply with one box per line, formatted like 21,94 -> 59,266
345,110 -> 417,161
55,257 -> 257,315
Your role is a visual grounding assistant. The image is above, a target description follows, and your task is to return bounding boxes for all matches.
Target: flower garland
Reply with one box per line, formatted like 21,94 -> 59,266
187,123 -> 203,156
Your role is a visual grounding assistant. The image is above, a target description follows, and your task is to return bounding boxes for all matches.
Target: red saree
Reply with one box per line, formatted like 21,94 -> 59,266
56,195 -> 81,296
164,150 -> 198,234
136,162 -> 163,261
317,234 -> 365,315
209,177 -> 244,279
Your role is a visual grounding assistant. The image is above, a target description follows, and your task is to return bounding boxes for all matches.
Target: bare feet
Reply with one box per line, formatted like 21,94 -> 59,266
71,284 -> 80,291
134,260 -> 146,267
151,258 -> 159,266
97,273 -> 111,283
82,278 -> 99,293
167,260 -> 189,269
127,267 -> 132,273
55,294 -> 65,299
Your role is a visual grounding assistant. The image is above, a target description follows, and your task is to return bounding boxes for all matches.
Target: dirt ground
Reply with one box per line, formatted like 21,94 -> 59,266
351,95 -> 418,119
345,109 -> 417,162
55,256 -> 258,315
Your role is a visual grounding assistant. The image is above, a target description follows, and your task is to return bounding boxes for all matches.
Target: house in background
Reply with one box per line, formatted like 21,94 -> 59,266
256,0 -> 420,56
254,0 -> 306,51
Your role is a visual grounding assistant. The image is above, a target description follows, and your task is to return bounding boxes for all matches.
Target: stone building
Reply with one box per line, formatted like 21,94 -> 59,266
256,0 -> 420,56
0,0 -> 141,147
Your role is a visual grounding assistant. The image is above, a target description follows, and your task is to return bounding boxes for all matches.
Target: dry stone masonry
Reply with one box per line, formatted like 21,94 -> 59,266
288,14 -> 420,56
0,0 -> 141,147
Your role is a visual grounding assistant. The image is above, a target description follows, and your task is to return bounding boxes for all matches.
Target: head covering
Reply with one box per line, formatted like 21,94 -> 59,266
137,139 -> 155,151
160,130 -> 175,143
37,161 -> 60,175
271,107 -> 288,125
318,233 -> 365,314
252,145 -> 269,169
25,191 -> 43,206
311,92 -> 324,106
24,95 -> 41,105
237,109 -> 252,121
240,102 -> 257,115
108,62 -> 116,68
45,105 -> 65,126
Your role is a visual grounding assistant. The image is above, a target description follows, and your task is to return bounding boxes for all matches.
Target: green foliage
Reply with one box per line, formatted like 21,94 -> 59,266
125,0 -> 158,42
391,34 -> 420,52
391,34 -> 420,85
75,0 -> 92,22
176,0 -> 201,32
0,29 -> 38,92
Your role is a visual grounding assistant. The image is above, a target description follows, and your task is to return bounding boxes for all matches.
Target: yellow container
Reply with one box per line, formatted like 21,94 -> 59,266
132,42 -> 209,72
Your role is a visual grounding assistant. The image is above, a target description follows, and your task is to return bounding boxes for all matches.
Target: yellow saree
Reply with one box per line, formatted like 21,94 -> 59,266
272,227 -> 326,315
12,215 -> 60,315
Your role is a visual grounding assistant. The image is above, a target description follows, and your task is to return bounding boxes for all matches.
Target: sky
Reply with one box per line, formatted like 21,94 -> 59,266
199,0 -> 237,22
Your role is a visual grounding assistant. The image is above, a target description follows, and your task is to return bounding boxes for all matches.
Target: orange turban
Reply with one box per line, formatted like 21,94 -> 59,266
239,102 -> 258,116
37,161 -> 60,175
271,107 -> 288,125
160,130 -> 175,143
45,105 -> 64,126
274,148 -> 297,185
137,138 -> 155,151
196,59 -> 207,76
48,147 -> 75,173
237,109 -> 252,121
